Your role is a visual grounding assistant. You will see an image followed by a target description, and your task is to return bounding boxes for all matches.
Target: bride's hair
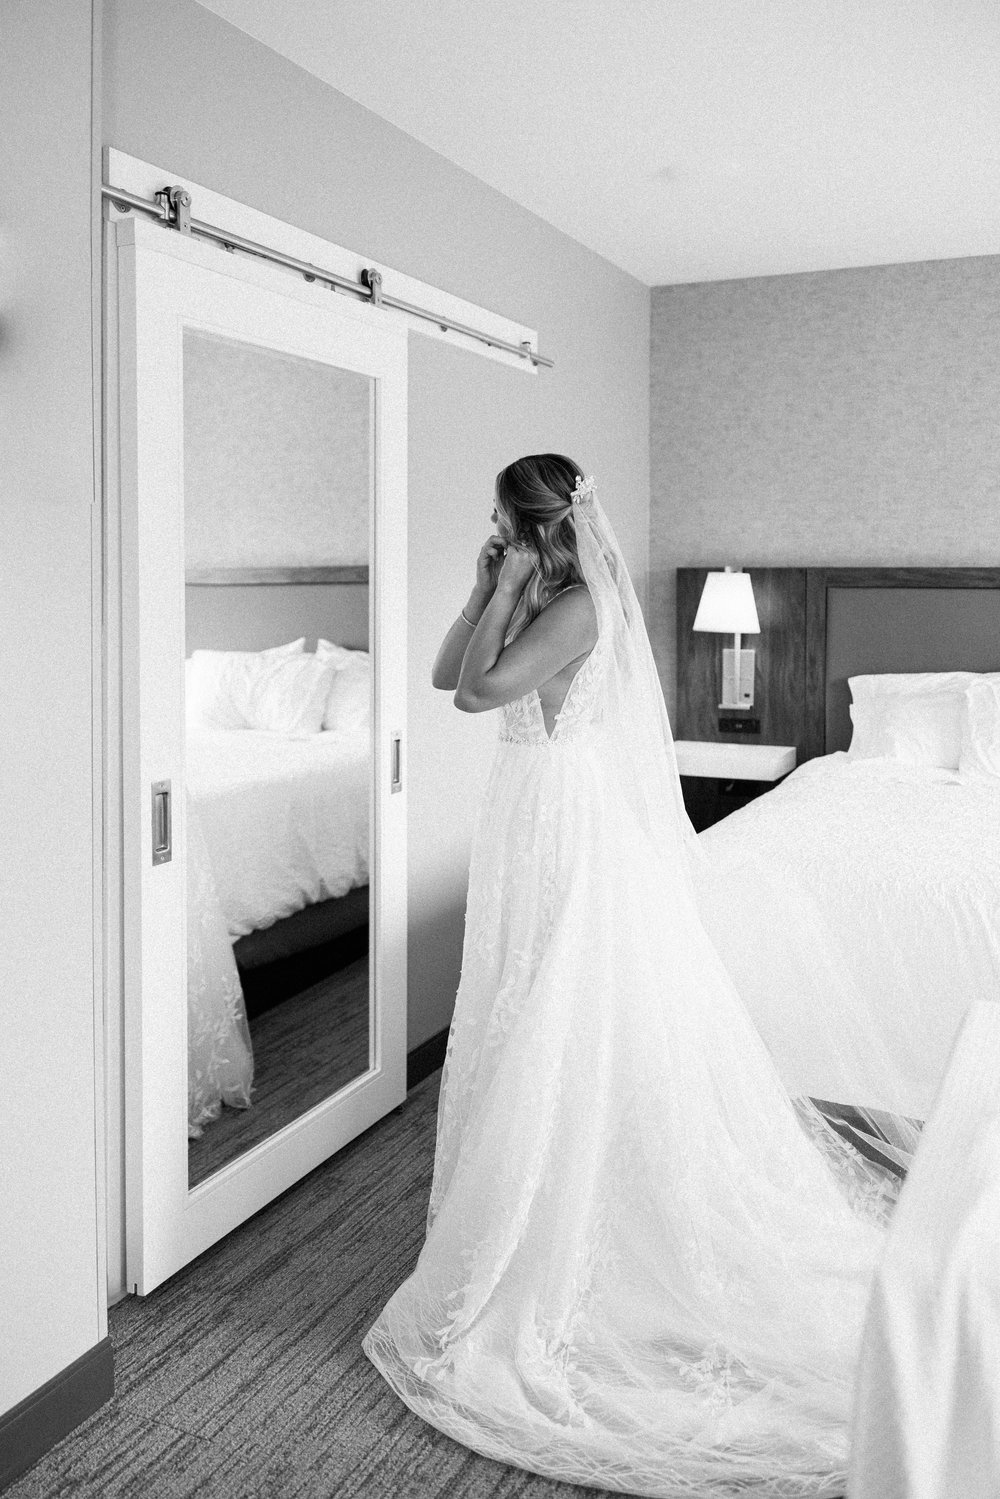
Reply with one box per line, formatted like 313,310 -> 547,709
494,453 -> 586,637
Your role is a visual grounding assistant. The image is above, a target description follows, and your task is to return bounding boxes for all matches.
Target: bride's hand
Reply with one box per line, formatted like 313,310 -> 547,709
497,541 -> 537,594
475,534 -> 507,599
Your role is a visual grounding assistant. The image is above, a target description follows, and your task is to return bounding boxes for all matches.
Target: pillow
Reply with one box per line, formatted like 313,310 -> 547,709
960,679 -> 1000,779
848,672 -> 1000,771
316,641 -> 371,734
185,639 -> 306,730
240,652 -> 340,736
315,638 -> 360,668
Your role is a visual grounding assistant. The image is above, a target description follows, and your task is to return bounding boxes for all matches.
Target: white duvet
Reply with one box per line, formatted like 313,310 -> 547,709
186,727 -> 370,938
695,752 -> 1000,1120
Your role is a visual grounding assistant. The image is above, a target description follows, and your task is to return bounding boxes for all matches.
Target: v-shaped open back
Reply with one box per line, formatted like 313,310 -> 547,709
531,648 -> 597,741
498,644 -> 604,748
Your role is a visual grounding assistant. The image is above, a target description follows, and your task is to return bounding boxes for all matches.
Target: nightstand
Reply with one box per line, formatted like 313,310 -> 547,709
674,741 -> 797,833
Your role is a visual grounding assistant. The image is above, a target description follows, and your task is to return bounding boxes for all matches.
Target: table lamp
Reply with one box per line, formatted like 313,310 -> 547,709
692,566 -> 760,709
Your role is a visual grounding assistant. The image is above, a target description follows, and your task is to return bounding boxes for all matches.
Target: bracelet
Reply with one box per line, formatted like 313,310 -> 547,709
459,607 -> 478,628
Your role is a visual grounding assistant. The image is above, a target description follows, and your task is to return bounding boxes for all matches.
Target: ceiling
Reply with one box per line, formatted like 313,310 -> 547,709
198,0 -> 1000,286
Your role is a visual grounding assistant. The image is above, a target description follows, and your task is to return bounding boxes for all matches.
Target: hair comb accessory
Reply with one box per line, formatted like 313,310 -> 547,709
570,474 -> 596,505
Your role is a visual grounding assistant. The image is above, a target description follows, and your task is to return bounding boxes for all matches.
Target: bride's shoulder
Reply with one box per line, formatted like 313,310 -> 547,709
548,582 -> 594,612
548,581 -> 591,600
543,583 -> 597,641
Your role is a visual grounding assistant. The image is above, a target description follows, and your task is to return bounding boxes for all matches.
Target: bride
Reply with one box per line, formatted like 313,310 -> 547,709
364,453 -> 906,1498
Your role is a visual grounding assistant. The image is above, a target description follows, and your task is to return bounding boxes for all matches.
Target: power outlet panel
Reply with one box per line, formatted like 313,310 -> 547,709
718,717 -> 761,735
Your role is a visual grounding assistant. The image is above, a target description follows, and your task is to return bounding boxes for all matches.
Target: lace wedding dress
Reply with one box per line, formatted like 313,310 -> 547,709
187,795 -> 254,1138
364,491 -> 904,1497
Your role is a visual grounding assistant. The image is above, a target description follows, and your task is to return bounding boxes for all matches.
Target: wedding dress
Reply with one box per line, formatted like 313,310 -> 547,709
364,490 -> 906,1497
187,794 -> 254,1138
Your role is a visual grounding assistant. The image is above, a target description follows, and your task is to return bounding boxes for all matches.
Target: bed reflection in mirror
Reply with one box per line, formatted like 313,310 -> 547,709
181,329 -> 373,1189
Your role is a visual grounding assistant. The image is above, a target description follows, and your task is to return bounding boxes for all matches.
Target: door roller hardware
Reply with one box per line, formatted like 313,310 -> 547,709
154,185 -> 191,235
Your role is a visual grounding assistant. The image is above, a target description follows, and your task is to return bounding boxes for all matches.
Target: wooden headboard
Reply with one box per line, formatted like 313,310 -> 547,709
677,566 -> 1000,764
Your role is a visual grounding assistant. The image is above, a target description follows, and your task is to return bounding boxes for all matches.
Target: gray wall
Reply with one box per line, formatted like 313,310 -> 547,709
650,256 -> 1000,713
0,0 -> 105,1413
104,0 -> 651,1050
183,332 -> 371,569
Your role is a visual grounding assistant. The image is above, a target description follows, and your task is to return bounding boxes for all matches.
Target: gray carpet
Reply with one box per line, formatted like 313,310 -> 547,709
9,1071 -> 615,1499
189,957 -> 371,1188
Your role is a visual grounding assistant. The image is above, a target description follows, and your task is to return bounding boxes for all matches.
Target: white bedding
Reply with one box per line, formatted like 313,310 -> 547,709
186,726 -> 370,938
694,751 -> 1000,1119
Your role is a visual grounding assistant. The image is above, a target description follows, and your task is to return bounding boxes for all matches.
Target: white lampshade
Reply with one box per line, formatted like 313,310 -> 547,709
692,569 -> 760,635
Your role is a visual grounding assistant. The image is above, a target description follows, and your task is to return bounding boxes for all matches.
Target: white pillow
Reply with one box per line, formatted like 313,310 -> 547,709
848,672 -> 1000,771
316,640 -> 371,734
243,652 -> 340,736
185,639 -> 306,730
960,679 -> 1000,779
315,638 -> 361,668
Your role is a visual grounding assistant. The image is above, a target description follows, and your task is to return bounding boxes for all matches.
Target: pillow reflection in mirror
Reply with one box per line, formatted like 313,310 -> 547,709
316,639 -> 371,734
960,679 -> 1000,779
241,652 -> 339,737
186,638 -> 306,730
315,638 -> 358,668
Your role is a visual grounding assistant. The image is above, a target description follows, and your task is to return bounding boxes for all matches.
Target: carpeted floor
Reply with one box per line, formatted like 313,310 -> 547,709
188,956 -> 371,1187
9,1070 -> 616,1499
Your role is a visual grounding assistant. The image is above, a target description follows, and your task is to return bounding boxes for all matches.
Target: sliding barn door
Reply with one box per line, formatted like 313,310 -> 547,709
113,214 -> 407,1292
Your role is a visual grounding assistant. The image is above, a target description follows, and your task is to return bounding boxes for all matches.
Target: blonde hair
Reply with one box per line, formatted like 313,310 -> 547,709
494,453 -> 586,637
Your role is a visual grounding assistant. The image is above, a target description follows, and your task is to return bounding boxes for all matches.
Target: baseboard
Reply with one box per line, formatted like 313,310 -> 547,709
0,1338 -> 114,1492
407,1027 -> 449,1090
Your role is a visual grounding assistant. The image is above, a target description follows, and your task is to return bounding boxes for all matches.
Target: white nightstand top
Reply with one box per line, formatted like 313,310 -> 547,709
674,740 -> 797,782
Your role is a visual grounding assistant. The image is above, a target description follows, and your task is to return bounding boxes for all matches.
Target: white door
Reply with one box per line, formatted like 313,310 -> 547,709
113,214 -> 407,1293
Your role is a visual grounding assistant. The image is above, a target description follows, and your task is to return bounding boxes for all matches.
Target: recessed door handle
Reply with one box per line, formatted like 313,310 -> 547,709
151,780 -> 172,864
390,732 -> 402,793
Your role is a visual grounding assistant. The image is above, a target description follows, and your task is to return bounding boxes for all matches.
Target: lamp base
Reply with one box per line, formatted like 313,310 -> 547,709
719,647 -> 755,709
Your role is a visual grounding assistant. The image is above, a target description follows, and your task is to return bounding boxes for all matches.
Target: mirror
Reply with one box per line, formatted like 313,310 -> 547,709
181,329 -> 373,1189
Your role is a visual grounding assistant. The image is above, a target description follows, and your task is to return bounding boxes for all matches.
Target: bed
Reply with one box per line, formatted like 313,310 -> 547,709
695,752 -> 1000,1120
679,566 -> 1000,1125
186,725 -> 369,941
184,568 -> 372,1138
186,569 -> 371,962
186,718 -> 370,1140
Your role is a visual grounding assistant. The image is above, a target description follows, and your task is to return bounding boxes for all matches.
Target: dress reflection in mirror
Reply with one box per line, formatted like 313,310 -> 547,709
181,329 -> 373,1188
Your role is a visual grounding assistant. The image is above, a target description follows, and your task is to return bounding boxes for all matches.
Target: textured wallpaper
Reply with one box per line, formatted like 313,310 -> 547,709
183,329 -> 371,568
650,254 -> 1000,713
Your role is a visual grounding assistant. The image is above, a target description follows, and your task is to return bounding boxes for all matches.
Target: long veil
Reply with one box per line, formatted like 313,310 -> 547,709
571,486 -> 699,858
570,488 -> 919,1174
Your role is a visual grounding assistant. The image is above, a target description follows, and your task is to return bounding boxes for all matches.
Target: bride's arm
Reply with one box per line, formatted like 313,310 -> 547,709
431,535 -> 506,690
455,549 -> 596,713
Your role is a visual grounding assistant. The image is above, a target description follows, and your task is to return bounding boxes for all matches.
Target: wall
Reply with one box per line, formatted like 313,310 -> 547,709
0,0 -> 105,1421
650,256 -> 1000,714
104,0 -> 651,1051
183,333 -> 370,569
